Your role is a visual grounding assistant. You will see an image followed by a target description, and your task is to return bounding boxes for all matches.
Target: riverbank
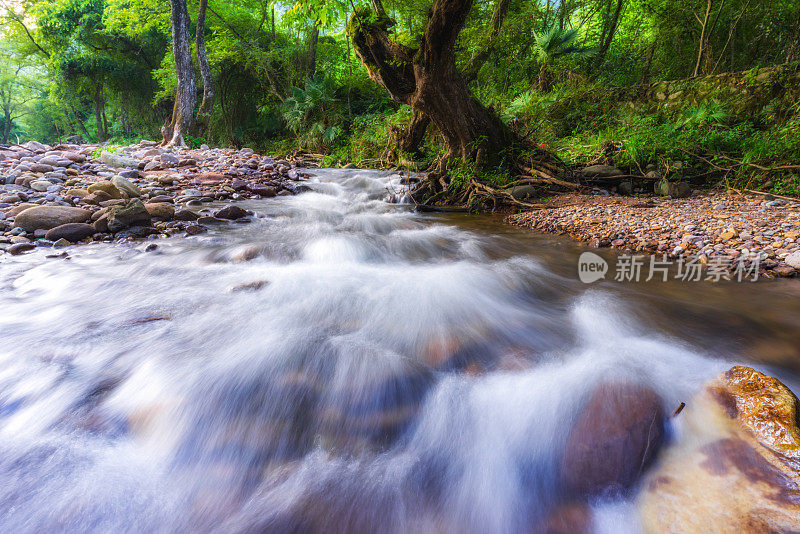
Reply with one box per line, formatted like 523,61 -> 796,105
0,141 -> 311,254
506,191 -> 800,278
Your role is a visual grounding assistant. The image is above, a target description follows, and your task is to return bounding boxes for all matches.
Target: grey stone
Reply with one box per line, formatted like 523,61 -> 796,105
100,152 -> 139,169
582,165 -> 624,179
111,175 -> 142,198
785,252 -> 800,269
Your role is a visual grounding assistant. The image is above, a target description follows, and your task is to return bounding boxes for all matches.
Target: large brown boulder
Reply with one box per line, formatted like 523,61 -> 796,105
44,223 -> 95,242
638,366 -> 800,533
562,381 -> 665,497
13,206 -> 92,231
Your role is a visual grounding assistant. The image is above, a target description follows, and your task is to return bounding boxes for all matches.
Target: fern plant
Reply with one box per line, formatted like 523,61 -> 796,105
533,27 -> 594,92
282,76 -> 343,151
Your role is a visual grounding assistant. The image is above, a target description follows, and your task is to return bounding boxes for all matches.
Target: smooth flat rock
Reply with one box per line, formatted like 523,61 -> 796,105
13,206 -> 92,231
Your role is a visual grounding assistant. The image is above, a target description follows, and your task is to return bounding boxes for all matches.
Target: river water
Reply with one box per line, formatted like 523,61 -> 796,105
0,169 -> 798,533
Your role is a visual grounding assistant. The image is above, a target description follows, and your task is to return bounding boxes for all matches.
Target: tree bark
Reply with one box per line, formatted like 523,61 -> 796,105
348,0 -> 519,174
396,0 -> 509,156
693,0 -> 713,77
307,25 -> 319,80
163,0 -> 197,147
196,0 -> 215,135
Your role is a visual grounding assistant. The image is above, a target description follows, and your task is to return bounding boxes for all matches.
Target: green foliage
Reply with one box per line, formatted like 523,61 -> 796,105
533,27 -> 593,63
0,0 -> 797,198
283,77 -> 342,150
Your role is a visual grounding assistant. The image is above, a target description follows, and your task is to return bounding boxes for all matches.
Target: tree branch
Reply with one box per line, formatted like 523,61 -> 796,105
0,1 -> 50,58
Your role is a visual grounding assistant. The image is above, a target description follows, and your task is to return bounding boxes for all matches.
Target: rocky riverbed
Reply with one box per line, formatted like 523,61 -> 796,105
0,140 -> 310,255
506,192 -> 800,278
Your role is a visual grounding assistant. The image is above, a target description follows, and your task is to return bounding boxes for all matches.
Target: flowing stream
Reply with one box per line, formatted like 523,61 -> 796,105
0,169 -> 799,533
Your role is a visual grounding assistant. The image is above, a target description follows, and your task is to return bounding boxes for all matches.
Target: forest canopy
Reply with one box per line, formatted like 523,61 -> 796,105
1,0 -> 799,196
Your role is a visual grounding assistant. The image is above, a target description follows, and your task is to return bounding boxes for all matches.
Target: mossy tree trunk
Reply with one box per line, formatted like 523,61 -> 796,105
162,0 -> 196,147
195,0 -> 214,136
348,0 -> 520,182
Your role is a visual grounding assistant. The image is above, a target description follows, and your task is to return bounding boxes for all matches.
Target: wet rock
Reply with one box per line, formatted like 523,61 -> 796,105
535,503 -> 593,534
247,184 -> 277,197
196,216 -> 226,225
231,246 -> 261,262
214,205 -> 248,220
44,223 -> 95,242
13,206 -> 92,231
107,199 -> 152,232
114,226 -> 159,239
92,216 -> 109,233
174,209 -> 199,221
118,169 -> 140,180
196,172 -> 224,184
318,364 -> 434,451
7,242 -> 35,255
144,203 -> 175,220
230,280 -> 269,292
185,224 -> 205,235
561,381 -> 665,498
638,366 -> 800,533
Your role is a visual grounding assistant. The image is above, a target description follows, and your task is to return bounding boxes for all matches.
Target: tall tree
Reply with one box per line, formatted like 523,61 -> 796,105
348,0 -> 519,180
195,0 -> 215,134
162,0 -> 196,147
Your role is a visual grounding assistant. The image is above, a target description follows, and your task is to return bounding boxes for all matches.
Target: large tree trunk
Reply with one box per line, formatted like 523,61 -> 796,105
394,110 -> 430,155
195,0 -> 215,135
349,0 -> 518,175
163,0 -> 196,147
307,25 -> 319,80
394,0 -> 508,156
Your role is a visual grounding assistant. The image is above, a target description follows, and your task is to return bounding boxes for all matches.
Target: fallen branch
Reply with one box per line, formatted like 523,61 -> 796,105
744,189 -> 799,202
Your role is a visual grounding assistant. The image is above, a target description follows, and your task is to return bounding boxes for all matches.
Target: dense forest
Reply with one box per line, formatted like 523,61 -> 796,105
2,0 -> 800,199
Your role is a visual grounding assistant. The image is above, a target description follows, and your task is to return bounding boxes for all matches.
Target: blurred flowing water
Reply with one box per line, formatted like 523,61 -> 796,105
0,169 -> 798,533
